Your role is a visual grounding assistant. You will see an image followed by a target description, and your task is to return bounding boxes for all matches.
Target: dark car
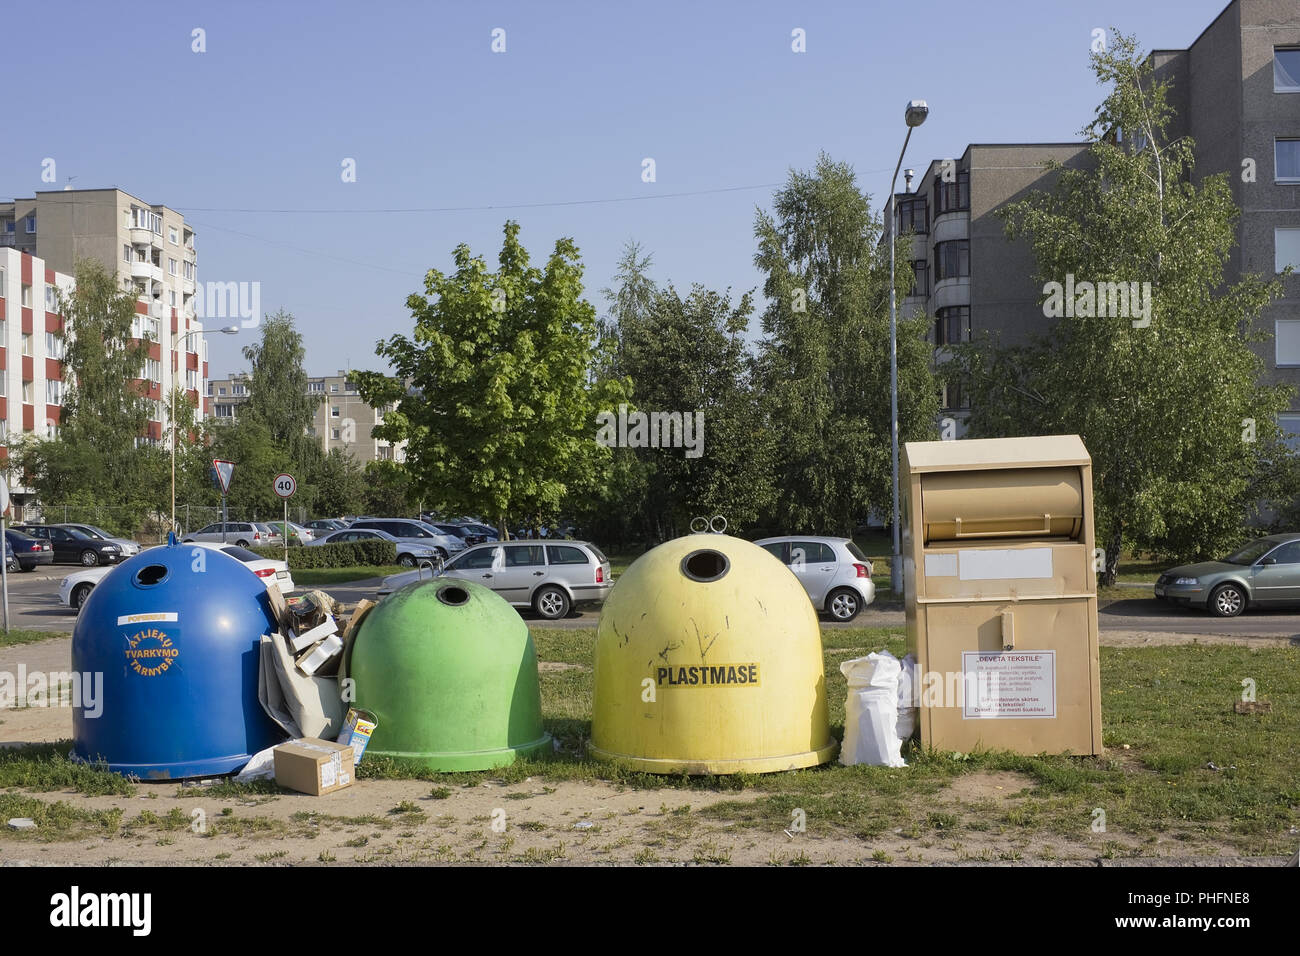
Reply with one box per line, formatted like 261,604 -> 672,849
4,529 -> 54,571
430,522 -> 487,546
12,523 -> 122,567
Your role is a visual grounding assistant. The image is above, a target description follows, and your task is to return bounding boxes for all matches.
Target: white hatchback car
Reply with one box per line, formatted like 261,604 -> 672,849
58,542 -> 295,611
753,536 -> 876,621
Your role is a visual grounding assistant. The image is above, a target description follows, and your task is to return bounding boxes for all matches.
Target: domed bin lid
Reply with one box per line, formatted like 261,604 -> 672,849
70,542 -> 286,778
589,534 -> 837,774
348,578 -> 551,771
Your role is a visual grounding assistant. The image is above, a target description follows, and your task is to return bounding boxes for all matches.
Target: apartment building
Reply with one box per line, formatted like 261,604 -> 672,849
207,371 -> 405,464
897,0 -> 1300,440
0,188 -> 208,432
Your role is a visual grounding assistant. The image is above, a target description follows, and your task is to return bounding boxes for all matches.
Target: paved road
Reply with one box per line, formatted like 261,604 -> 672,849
7,568 -> 1300,639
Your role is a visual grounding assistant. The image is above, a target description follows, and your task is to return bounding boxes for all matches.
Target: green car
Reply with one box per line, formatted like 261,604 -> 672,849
1155,533 -> 1300,617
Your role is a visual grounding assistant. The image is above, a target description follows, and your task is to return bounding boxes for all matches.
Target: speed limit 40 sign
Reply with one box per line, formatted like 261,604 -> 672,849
273,474 -> 296,498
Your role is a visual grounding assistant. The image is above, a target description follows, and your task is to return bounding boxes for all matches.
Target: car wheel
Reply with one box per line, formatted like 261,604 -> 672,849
236,540 -> 250,547
826,587 -> 862,622
435,548 -> 448,561
398,553 -> 417,568
533,585 -> 570,621
1209,583 -> 1246,618
72,583 -> 94,611
80,550 -> 100,567
20,563 -> 34,572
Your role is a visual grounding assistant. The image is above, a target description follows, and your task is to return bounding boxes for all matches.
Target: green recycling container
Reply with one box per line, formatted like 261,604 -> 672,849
349,578 -> 551,771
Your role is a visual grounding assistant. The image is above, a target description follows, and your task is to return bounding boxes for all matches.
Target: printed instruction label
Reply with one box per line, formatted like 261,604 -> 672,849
961,650 -> 1056,719
958,548 -> 1053,581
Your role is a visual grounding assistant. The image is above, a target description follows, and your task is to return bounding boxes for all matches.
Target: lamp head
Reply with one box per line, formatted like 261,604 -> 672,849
905,100 -> 929,128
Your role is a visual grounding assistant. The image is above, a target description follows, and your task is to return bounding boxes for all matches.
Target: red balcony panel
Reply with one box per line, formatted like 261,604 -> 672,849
45,313 -> 63,333
171,314 -> 178,333
21,356 -> 32,380
44,268 -> 55,284
147,421 -> 162,440
0,347 -> 6,371
135,300 -> 148,314
203,398 -> 210,415
148,341 -> 161,361
45,406 -> 60,425
45,358 -> 61,381
21,308 -> 32,334
0,398 -> 6,418
20,255 -> 31,285
202,361 -> 208,378
22,404 -> 33,431
187,388 -> 199,403
187,351 -> 198,370
0,298 -> 6,321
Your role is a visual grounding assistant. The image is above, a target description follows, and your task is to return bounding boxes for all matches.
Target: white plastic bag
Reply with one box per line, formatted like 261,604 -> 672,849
838,652 -> 906,767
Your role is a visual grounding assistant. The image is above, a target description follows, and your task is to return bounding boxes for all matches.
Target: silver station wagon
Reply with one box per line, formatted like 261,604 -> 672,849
378,540 -> 613,620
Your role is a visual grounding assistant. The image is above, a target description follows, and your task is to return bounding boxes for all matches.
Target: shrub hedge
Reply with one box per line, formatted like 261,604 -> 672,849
250,540 -> 397,569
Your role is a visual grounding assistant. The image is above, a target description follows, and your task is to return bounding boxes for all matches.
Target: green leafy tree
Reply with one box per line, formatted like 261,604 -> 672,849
308,448 -> 367,517
352,221 -> 625,536
755,155 -> 938,536
952,31 -> 1295,582
239,309 -> 323,466
616,283 -> 775,537
361,460 -> 416,516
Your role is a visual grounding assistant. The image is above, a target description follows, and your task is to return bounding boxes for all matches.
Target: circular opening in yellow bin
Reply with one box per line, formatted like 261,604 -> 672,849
681,548 -> 729,582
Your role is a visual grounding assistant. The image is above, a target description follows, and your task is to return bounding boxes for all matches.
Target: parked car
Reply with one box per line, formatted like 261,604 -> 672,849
253,522 -> 284,546
1155,532 -> 1300,617
309,527 -> 443,568
57,523 -> 143,557
4,538 -> 15,572
449,521 -> 500,544
428,522 -> 486,546
12,523 -> 124,567
349,519 -> 467,560
3,529 -> 54,571
378,540 -> 612,620
306,519 -> 348,534
183,522 -> 276,547
754,536 -> 876,622
58,542 -> 295,611
268,521 -> 314,545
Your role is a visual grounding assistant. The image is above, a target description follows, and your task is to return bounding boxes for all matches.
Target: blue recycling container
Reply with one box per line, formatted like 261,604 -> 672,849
71,539 -> 286,778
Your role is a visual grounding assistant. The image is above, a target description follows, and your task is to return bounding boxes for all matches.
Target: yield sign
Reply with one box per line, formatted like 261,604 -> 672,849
212,459 -> 236,495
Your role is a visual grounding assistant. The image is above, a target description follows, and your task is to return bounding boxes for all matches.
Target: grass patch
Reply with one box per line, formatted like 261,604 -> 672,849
0,793 -> 124,841
292,565 -> 404,587
0,628 -> 68,648
0,743 -> 134,796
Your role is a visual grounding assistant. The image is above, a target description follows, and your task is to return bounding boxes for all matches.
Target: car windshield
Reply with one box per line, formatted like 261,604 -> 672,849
1223,539 -> 1278,565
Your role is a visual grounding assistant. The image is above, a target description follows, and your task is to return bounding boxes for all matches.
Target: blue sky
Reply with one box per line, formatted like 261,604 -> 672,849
6,0 -> 1230,378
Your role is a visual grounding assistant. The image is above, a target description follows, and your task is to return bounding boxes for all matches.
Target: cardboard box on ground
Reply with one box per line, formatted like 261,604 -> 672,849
273,738 -> 355,795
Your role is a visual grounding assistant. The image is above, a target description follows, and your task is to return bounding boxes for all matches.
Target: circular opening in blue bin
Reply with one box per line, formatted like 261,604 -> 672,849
134,565 -> 170,587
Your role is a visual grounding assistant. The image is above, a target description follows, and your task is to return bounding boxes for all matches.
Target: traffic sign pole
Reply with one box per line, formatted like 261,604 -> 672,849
273,474 -> 297,566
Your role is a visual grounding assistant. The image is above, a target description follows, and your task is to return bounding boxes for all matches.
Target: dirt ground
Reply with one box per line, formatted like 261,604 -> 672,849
2,634 -> 1294,866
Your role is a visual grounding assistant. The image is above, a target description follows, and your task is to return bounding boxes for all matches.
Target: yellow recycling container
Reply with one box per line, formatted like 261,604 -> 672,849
589,534 -> 837,774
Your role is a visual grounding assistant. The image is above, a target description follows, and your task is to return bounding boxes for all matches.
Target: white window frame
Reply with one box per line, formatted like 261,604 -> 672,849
1280,414 -> 1300,451
1276,318 -> 1300,367
1275,47 -> 1300,92
25,215 -> 35,234
1276,227 -> 1300,274
169,226 -> 178,245
1277,139 -> 1300,183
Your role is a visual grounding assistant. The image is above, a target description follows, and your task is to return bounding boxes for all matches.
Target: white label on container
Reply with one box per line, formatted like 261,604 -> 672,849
958,548 -> 1053,580
320,760 -> 337,789
961,650 -> 1056,719
924,553 -> 958,577
116,612 -> 179,625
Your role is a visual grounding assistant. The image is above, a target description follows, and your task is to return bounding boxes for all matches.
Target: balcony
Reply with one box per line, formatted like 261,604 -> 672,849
129,227 -> 161,248
130,260 -> 163,282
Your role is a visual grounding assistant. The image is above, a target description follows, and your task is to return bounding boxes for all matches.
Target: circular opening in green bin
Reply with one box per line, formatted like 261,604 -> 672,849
681,549 -> 730,583
135,565 -> 169,587
436,585 -> 471,607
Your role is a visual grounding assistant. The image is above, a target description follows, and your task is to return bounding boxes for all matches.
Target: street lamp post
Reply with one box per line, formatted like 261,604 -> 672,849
171,325 -> 238,536
888,99 -> 929,595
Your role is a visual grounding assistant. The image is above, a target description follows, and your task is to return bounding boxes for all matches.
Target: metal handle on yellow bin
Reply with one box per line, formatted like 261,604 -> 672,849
953,514 -> 1053,538
1000,609 -> 1015,650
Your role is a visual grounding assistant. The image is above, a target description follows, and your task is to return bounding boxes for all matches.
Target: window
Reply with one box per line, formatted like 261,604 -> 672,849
0,267 -> 4,291
168,258 -> 177,275
168,227 -> 178,245
1279,414 -> 1300,451
45,379 -> 62,405
44,285 -> 56,311
183,261 -> 194,280
22,381 -> 32,404
169,291 -> 177,307
940,379 -> 967,411
0,420 -> 7,441
909,259 -> 928,297
20,285 -> 31,307
935,170 -> 970,215
1276,228 -> 1300,273
1277,139 -> 1300,183
0,376 -> 7,396
232,384 -> 246,395
4,220 -> 14,234
206,382 -> 213,395
504,545 -> 545,567
25,215 -> 35,234
215,403 -> 234,418
309,382 -> 324,392
1268,540 -> 1300,564
141,358 -> 161,382
218,387 -> 227,395
934,306 -> 970,346
896,196 -> 928,234
123,244 -> 131,263
331,406 -> 340,417
331,428 -> 341,440
1275,48 -> 1300,92
45,333 -> 65,359
330,384 -> 338,392
547,545 -> 589,565
21,334 -> 31,356
186,369 -> 198,389
1277,319 -> 1300,366
934,240 -> 970,281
